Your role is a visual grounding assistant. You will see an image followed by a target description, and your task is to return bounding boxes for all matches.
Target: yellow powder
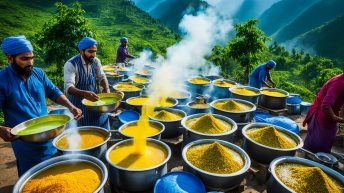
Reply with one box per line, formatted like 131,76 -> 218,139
105,72 -> 122,77
246,126 -> 297,149
151,110 -> 184,121
21,162 -> 101,193
186,114 -> 231,134
56,130 -> 107,150
103,66 -> 116,71
129,77 -> 149,84
136,70 -> 151,76
262,90 -> 286,97
121,123 -> 161,137
188,78 -> 210,84
109,141 -> 167,169
190,103 -> 209,109
186,142 -> 244,174
276,163 -> 343,193
128,97 -> 175,107
114,83 -> 142,91
116,67 -> 127,71
231,88 -> 258,96
214,100 -> 252,112
213,80 -> 236,87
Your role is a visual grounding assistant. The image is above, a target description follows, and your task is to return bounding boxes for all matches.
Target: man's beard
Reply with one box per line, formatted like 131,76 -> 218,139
83,53 -> 94,63
12,61 -> 33,77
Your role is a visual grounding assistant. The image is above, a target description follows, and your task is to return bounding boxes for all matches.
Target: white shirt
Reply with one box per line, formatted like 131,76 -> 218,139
63,55 -> 106,93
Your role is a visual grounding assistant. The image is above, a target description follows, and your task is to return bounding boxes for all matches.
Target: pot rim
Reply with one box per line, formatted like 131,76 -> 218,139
105,138 -> 171,172
212,79 -> 237,88
187,76 -> 211,85
113,82 -> 144,93
128,76 -> 152,84
229,85 -> 261,96
181,113 -> 238,136
126,96 -> 178,108
242,123 -> 304,151
186,101 -> 210,109
148,107 -> 187,123
118,120 -> 165,138
260,88 -> 290,98
210,98 -> 257,114
182,139 -> 251,177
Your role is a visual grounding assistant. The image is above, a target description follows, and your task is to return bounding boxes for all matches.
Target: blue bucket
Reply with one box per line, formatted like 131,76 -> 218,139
118,110 -> 140,124
154,171 -> 206,193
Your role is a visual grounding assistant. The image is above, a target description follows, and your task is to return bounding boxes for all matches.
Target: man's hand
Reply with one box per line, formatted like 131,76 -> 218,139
102,88 -> 110,93
68,106 -> 83,120
272,82 -> 276,88
83,91 -> 99,102
0,126 -> 16,142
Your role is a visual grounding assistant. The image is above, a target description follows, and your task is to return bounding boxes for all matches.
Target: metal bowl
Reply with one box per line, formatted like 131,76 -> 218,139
287,103 -> 301,115
182,139 -> 251,191
106,138 -> 171,192
13,154 -> 108,193
118,120 -> 165,140
210,98 -> 256,123
229,86 -> 261,104
82,92 -> 124,113
187,77 -> 211,96
52,126 -> 111,159
212,79 -> 237,99
259,88 -> 289,110
113,82 -> 144,101
181,113 -> 238,145
186,101 -> 211,115
301,102 -> 311,115
267,156 -> 344,193
149,107 -> 187,139
242,123 -> 303,164
128,76 -> 152,87
126,96 -> 178,113
11,114 -> 71,143
106,72 -> 124,86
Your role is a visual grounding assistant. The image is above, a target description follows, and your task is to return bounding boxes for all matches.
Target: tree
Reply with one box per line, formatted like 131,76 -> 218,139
226,19 -> 270,83
35,2 -> 95,88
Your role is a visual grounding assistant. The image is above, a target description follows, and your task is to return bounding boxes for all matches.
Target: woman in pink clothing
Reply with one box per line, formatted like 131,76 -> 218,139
303,67 -> 344,153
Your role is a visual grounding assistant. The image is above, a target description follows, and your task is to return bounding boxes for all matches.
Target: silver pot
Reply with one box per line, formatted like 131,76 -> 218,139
106,73 -> 124,86
267,156 -> 344,193
128,76 -> 152,87
210,98 -> 256,123
186,101 -> 210,115
287,103 -> 301,115
181,113 -> 238,145
118,120 -> 165,140
149,107 -> 186,139
229,86 -> 261,104
106,138 -> 171,192
242,123 -> 303,164
52,126 -> 111,160
211,79 -> 237,99
259,88 -> 289,110
182,139 -> 251,191
82,92 -> 124,113
187,77 -> 211,96
126,96 -> 178,113
113,82 -> 144,101
13,154 -> 108,193
301,102 -> 311,115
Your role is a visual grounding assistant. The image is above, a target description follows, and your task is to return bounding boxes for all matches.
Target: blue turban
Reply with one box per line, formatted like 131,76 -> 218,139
120,37 -> 128,43
78,37 -> 97,50
1,35 -> 33,55
267,60 -> 276,68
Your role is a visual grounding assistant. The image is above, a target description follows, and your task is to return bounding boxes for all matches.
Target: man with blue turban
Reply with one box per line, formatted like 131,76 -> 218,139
116,37 -> 135,65
64,37 -> 110,129
249,60 -> 277,89
0,35 -> 82,176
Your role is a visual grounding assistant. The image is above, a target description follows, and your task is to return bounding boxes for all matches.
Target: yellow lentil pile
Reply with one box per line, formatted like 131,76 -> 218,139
136,70 -> 151,76
186,114 -> 231,134
115,83 -> 142,91
214,100 -> 252,112
213,80 -> 236,87
246,126 -> 297,149
276,163 -> 343,193
21,162 -> 101,193
128,97 -> 175,107
105,72 -> 122,77
231,88 -> 258,96
151,110 -> 184,121
129,76 -> 149,84
56,130 -> 106,150
186,142 -> 243,174
261,90 -> 286,97
188,78 -> 210,84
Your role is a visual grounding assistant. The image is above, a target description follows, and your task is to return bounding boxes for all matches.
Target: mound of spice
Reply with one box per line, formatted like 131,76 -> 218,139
246,126 -> 297,149
115,83 -> 142,91
231,88 -> 258,96
188,78 -> 210,84
151,110 -> 184,121
187,114 -> 230,134
214,100 -> 251,112
213,80 -> 236,87
261,90 -> 286,97
186,142 -> 243,174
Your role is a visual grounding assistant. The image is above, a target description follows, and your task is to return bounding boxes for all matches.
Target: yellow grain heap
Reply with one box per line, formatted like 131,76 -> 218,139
186,142 -> 243,174
128,97 -> 175,107
151,110 -> 184,121
21,162 -> 101,193
231,88 -> 258,96
190,103 -> 209,109
56,130 -> 106,150
276,164 -> 342,193
214,100 -> 251,112
246,126 -> 297,149
262,90 -> 286,97
213,80 -> 235,87
105,72 -> 122,77
115,83 -> 141,91
187,114 -> 230,134
130,77 -> 149,84
188,78 -> 210,84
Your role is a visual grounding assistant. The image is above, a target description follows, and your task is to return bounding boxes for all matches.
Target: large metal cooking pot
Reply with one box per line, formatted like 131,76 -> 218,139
242,123 -> 303,164
259,88 -> 289,110
113,82 -> 144,101
126,96 -> 178,113
128,76 -> 152,87
13,154 -> 108,193
267,156 -> 344,193
287,103 -> 301,115
106,72 -> 124,86
181,113 -> 238,145
118,120 -> 165,140
182,139 -> 251,191
11,114 -> 71,143
229,86 -> 261,104
106,138 -> 171,192
52,126 -> 111,159
82,92 -> 124,113
187,77 -> 211,96
149,107 -> 186,139
212,79 -> 237,99
210,98 -> 256,123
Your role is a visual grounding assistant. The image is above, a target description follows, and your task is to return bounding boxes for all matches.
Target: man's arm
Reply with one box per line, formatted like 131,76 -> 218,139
55,95 -> 83,120
0,89 -> 16,142
322,81 -> 344,123
266,72 -> 276,87
95,59 -> 110,93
